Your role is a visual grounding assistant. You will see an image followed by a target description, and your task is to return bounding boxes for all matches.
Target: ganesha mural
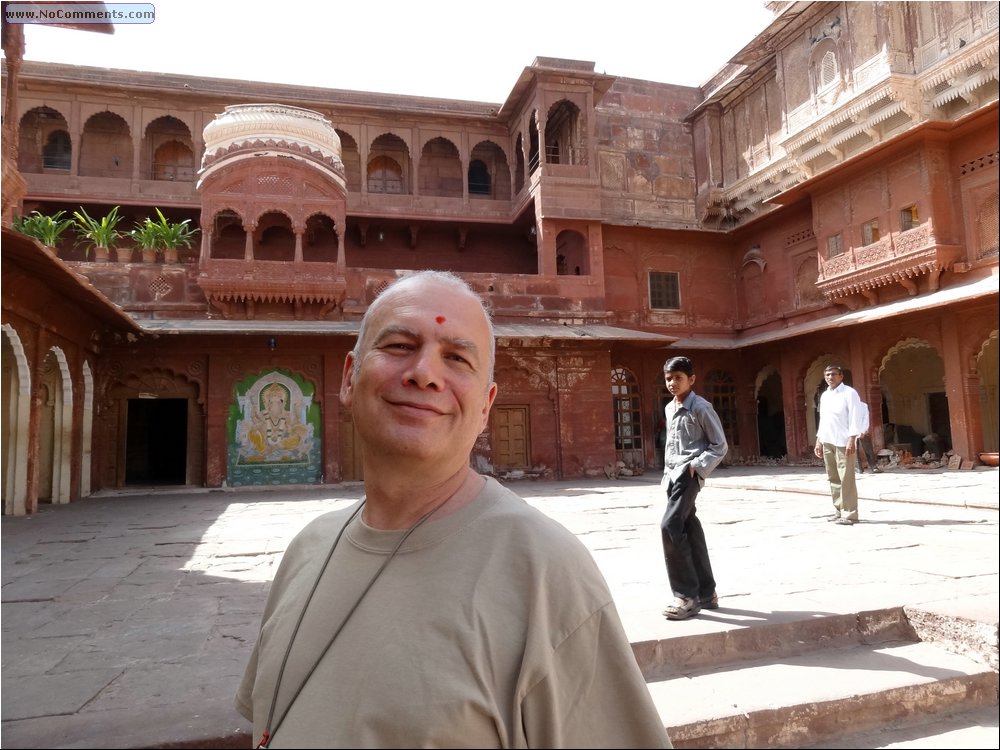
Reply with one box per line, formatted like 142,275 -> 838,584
227,369 -> 321,486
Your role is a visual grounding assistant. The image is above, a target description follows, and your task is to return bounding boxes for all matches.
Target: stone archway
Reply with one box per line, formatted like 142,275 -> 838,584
975,332 -> 999,452
39,346 -> 73,504
2,324 -> 31,515
879,338 -> 949,455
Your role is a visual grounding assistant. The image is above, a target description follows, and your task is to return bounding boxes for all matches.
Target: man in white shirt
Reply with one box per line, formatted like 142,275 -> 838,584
813,364 -> 865,525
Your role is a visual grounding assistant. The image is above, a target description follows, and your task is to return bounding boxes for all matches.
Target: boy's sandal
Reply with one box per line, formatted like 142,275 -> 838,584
662,597 -> 701,620
700,592 -> 719,610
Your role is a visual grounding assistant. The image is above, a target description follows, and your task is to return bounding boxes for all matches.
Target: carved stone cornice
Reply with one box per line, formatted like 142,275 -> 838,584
701,27 -> 999,230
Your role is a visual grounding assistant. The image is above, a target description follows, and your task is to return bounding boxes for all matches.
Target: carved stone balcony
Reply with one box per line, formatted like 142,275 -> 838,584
197,259 -> 346,320
816,223 -> 964,308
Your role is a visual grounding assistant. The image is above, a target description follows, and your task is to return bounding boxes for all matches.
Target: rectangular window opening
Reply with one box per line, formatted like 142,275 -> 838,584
862,219 -> 880,246
826,234 -> 843,258
649,271 -> 680,310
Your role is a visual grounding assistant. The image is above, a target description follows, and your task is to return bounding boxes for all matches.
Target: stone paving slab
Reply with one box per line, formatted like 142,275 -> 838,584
1,465 -> 997,749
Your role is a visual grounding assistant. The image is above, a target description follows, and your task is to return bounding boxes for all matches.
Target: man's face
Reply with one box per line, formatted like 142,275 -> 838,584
340,279 -> 497,470
664,369 -> 695,401
824,368 -> 844,389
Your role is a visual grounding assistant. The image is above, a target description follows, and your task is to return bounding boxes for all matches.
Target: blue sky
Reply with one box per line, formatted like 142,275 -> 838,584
11,1 -> 777,101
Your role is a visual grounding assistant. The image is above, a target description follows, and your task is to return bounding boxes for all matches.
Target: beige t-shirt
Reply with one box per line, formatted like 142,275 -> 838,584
236,477 -> 671,748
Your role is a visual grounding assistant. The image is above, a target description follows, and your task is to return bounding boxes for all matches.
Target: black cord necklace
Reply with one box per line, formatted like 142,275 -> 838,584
257,495 -> 449,749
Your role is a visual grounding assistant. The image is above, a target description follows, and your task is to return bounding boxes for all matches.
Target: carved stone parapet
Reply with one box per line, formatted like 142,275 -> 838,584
198,261 -> 346,320
816,235 -> 964,304
854,236 -> 893,266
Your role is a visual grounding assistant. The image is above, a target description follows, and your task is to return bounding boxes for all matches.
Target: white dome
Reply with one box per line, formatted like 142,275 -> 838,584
201,104 -> 343,167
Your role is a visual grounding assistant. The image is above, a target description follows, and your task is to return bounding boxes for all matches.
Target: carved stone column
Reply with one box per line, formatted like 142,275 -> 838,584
1,21 -> 27,227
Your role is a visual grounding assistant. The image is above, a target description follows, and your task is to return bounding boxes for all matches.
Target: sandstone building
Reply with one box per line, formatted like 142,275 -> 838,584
2,1 -> 998,514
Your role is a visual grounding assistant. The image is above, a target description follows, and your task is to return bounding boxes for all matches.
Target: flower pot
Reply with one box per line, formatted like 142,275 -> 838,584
91,246 -> 110,263
163,247 -> 179,264
141,248 -> 159,263
116,246 -> 134,262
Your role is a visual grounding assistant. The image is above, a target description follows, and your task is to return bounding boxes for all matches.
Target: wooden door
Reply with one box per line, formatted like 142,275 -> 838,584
493,406 -> 529,469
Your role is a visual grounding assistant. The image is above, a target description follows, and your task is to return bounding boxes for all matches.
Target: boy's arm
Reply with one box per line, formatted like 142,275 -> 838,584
692,402 -> 729,478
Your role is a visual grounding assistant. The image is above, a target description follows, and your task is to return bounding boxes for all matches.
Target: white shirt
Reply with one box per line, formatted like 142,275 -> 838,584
816,382 -> 865,447
858,402 -> 871,436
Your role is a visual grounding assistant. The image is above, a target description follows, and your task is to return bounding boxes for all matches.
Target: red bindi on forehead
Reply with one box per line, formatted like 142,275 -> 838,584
435,316 -> 446,324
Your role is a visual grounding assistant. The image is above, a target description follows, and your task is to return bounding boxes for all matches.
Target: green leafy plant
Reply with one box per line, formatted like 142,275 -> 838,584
128,216 -> 161,253
72,205 -> 123,256
12,210 -> 75,247
148,207 -> 199,251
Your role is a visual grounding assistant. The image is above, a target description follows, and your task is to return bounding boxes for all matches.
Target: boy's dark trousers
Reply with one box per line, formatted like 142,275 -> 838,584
660,469 -> 716,600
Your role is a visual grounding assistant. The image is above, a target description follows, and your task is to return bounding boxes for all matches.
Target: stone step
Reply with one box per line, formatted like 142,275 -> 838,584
634,608 -> 924,679
799,704 -> 1000,748
638,608 -> 998,749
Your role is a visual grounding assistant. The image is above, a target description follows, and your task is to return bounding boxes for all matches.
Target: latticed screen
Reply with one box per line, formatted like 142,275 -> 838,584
611,367 -> 642,450
820,50 -> 838,87
706,370 -> 739,448
649,271 -> 680,310
862,219 -> 880,245
978,192 -> 999,258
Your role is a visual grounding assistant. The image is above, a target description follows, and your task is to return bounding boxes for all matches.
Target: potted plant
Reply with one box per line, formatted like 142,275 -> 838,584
148,208 -> 199,263
12,210 -> 75,249
128,217 -> 162,263
72,206 -> 123,262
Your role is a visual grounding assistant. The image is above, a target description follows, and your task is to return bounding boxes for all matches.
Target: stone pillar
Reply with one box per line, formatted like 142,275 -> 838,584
0,21 -> 27,226
204,356 -> 229,487
787,363 -> 809,458
199,226 -> 211,263
293,223 -> 303,263
244,221 -> 255,261
941,313 -> 976,459
131,110 -> 142,181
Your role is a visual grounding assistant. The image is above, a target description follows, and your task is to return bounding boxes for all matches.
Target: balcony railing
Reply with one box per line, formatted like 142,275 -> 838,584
817,223 -> 964,302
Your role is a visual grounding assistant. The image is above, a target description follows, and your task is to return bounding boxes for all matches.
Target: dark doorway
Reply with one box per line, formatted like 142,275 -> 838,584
927,392 -> 952,452
125,398 -> 188,485
756,371 -> 786,458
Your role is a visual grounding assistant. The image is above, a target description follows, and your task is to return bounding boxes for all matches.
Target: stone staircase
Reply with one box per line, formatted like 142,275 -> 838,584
635,607 -> 999,748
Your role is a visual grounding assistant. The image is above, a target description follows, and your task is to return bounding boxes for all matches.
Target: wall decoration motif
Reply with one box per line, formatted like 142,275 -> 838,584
227,369 -> 321,486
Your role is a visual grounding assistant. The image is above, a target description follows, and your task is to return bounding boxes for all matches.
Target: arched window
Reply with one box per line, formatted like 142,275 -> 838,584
152,140 -> 195,181
468,159 -> 491,195
367,155 -> 403,194
811,39 -> 841,95
611,367 -> 643,453
42,130 -> 71,170
545,99 -> 583,166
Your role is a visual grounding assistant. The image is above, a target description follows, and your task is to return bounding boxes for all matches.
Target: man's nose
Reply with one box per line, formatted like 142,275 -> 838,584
404,349 -> 443,389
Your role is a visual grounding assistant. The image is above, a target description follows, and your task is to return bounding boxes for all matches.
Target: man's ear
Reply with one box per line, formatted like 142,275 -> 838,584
340,351 -> 356,407
479,382 -> 498,430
